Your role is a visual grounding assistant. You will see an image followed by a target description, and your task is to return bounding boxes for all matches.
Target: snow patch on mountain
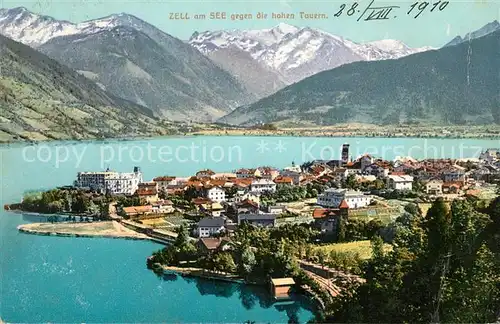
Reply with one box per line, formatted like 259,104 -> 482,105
0,7 -> 147,47
189,24 -> 434,83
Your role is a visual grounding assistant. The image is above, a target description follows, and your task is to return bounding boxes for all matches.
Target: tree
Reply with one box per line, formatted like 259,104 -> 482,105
326,198 -> 500,323
174,224 -> 190,249
214,252 -> 236,274
73,194 -> 90,213
238,245 -> 256,277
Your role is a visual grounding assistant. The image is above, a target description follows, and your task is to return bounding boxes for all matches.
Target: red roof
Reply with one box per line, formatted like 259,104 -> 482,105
274,176 -> 293,184
312,208 -> 329,219
339,200 -> 349,209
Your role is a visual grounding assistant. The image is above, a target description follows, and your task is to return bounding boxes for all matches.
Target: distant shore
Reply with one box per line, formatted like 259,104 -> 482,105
1,124 -> 499,144
17,221 -> 150,240
192,125 -> 500,139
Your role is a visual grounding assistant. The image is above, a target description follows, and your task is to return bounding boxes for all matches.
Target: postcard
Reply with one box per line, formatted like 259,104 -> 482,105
0,0 -> 499,323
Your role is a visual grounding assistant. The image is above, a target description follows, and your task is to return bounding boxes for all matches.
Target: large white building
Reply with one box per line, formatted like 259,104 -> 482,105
75,167 -> 143,195
317,188 -> 372,209
203,186 -> 226,202
250,179 -> 277,194
387,175 -> 414,191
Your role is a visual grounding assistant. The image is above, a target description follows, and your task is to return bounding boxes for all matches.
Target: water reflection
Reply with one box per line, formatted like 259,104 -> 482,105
157,274 -> 316,323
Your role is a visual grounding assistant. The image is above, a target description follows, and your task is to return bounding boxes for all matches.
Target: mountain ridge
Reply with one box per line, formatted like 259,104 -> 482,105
0,33 -> 177,142
0,7 -> 255,122
221,30 -> 500,126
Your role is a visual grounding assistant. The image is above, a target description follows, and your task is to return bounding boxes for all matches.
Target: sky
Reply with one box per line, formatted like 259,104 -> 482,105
1,0 -> 499,47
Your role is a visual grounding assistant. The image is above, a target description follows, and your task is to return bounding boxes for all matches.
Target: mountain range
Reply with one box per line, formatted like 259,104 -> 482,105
0,7 -> 254,122
0,6 -> 498,134
445,20 -> 499,47
221,30 -> 500,126
0,33 -> 175,142
189,24 -> 433,96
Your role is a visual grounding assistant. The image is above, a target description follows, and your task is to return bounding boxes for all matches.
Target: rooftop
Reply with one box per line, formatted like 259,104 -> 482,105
198,217 -> 225,227
238,213 -> 277,221
271,278 -> 295,286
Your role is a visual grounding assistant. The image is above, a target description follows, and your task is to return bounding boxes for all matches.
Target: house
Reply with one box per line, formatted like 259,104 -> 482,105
200,202 -> 225,217
196,169 -> 216,178
122,205 -> 153,218
280,170 -> 303,185
265,205 -> 285,215
136,182 -> 159,203
425,179 -> 444,195
196,237 -> 232,255
332,168 -> 349,181
151,200 -> 175,214
442,166 -> 467,183
235,199 -> 260,215
386,175 -> 414,191
344,161 -> 362,175
359,154 -> 375,171
442,182 -> 465,194
274,176 -> 294,186
196,217 -> 226,238
364,163 -> 390,178
238,213 -> 277,227
152,176 -> 177,192
203,186 -> 226,202
317,189 -> 371,209
250,179 -> 277,194
258,167 -> 280,180
313,203 -> 349,234
233,192 -> 260,205
236,168 -> 261,178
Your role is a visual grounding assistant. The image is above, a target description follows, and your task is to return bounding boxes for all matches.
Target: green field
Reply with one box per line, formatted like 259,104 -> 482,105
314,240 -> 393,260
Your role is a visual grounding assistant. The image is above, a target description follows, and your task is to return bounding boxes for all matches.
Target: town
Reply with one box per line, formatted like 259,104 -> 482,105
64,145 -> 499,240
10,144 -> 500,318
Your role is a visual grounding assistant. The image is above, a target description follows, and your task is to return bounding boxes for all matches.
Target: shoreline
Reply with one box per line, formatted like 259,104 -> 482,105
17,221 -> 151,241
1,126 -> 499,144
160,265 -> 248,284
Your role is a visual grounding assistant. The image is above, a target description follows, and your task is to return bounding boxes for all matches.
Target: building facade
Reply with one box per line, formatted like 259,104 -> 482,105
204,186 -> 226,202
317,188 -> 371,209
197,217 -> 226,238
387,175 -> 414,191
250,179 -> 277,193
75,167 -> 143,195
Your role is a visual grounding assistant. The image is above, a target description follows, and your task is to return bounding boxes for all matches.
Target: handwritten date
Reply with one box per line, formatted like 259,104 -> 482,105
334,0 -> 449,21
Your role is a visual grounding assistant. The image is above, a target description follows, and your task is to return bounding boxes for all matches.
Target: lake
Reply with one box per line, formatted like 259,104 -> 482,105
1,135 -> 499,322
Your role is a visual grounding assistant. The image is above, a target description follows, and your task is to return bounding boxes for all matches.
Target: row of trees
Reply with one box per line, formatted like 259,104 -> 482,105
20,188 -> 106,215
320,196 -> 500,323
150,223 -> 320,283
260,183 -> 327,206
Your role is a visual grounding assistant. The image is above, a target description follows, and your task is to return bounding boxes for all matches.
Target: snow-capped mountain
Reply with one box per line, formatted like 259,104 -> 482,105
189,23 -> 433,84
0,7 -> 156,47
0,6 -> 254,122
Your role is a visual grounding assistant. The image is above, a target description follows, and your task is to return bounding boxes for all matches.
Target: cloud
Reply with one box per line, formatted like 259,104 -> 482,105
446,23 -> 451,36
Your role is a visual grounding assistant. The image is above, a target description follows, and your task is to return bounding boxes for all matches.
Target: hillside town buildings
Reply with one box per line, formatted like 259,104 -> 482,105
73,144 -> 499,241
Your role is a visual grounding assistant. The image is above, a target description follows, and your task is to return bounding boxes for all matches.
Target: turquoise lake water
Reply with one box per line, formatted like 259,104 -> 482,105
1,136 -> 499,322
